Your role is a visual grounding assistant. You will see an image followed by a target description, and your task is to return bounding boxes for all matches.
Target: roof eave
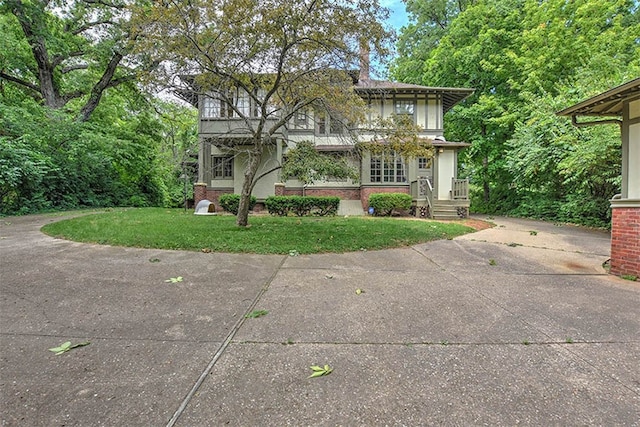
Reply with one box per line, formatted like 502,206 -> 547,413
556,77 -> 640,117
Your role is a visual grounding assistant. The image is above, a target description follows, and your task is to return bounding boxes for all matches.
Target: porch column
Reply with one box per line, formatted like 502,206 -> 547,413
610,199 -> 640,278
194,182 -> 207,206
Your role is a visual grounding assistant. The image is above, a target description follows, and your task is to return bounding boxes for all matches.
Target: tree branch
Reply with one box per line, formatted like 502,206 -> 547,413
78,51 -> 124,121
82,0 -> 126,9
61,64 -> 89,73
251,165 -> 283,189
52,51 -> 85,68
68,20 -> 116,35
0,72 -> 42,95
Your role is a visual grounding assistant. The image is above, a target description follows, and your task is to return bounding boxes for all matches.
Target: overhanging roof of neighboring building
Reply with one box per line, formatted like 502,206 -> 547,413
556,77 -> 640,117
355,79 -> 475,112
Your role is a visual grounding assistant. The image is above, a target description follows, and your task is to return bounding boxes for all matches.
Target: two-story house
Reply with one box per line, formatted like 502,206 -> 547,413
189,73 -> 474,219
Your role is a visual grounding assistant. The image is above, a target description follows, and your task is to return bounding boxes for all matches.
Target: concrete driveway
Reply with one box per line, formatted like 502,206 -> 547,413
1,213 -> 638,426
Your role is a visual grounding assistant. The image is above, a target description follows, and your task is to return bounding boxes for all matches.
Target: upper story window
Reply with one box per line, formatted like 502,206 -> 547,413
202,89 -> 271,119
395,100 -> 415,116
203,96 -> 222,118
236,91 -> 251,117
294,110 -> 308,126
316,112 -> 345,136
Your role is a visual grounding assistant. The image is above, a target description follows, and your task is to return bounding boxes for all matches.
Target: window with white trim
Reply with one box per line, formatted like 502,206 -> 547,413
235,90 -> 251,117
203,90 -> 255,118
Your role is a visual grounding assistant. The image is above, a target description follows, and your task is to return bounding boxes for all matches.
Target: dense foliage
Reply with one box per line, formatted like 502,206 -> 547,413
368,193 -> 413,216
0,2 -> 197,215
392,0 -> 640,227
0,84 -> 197,214
218,194 -> 257,215
265,196 -> 340,217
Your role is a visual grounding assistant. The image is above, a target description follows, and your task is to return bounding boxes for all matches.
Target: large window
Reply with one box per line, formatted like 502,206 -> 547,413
370,154 -> 406,183
212,156 -> 233,179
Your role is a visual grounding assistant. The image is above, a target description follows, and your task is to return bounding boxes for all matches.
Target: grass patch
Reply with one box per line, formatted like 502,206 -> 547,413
41,208 -> 474,254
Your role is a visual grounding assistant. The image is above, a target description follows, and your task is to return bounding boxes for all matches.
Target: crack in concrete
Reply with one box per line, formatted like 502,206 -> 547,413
165,255 -> 287,427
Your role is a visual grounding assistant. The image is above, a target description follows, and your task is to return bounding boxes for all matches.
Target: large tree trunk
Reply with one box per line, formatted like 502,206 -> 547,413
9,0 -> 65,109
236,149 -> 262,227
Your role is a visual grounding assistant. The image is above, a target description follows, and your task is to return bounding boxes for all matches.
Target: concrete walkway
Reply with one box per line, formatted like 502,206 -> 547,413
1,214 -> 638,426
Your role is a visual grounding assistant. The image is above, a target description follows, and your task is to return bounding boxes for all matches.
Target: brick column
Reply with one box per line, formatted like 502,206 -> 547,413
274,183 -> 285,196
610,201 -> 640,278
194,182 -> 208,206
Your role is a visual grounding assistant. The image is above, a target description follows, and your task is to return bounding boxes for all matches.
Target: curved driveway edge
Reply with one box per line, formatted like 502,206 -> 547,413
1,213 -> 638,426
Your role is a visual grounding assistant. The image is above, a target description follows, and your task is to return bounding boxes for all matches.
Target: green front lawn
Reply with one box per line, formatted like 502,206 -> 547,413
41,208 -> 474,254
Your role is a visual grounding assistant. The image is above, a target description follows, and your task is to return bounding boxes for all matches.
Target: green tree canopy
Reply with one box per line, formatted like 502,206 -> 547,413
0,0 -> 157,121
392,0 -> 640,226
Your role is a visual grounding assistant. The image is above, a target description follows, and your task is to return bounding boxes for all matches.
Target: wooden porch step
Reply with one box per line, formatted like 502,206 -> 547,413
431,200 -> 469,220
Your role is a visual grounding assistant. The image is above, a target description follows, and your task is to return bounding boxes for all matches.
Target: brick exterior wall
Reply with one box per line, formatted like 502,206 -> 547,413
193,183 -> 233,212
611,206 -> 640,278
194,183 -> 207,206
360,185 -> 410,209
283,188 -> 303,196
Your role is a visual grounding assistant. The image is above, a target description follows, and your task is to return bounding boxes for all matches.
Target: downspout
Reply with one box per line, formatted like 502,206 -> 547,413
571,115 -> 622,128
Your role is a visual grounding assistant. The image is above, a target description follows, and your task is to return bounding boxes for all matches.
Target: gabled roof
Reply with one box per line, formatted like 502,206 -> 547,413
355,79 -> 475,112
556,77 -> 640,117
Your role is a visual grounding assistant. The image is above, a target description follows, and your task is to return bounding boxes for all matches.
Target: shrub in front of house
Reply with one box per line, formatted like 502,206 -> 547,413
368,193 -> 412,216
218,194 -> 257,214
265,196 -> 340,216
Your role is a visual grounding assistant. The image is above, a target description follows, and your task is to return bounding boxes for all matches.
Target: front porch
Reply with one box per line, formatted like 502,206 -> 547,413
410,177 -> 470,219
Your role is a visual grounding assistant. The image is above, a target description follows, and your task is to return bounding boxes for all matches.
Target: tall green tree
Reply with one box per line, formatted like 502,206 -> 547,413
391,0 -> 475,81
135,0 -> 395,226
0,0 -> 152,121
393,0 -> 640,225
